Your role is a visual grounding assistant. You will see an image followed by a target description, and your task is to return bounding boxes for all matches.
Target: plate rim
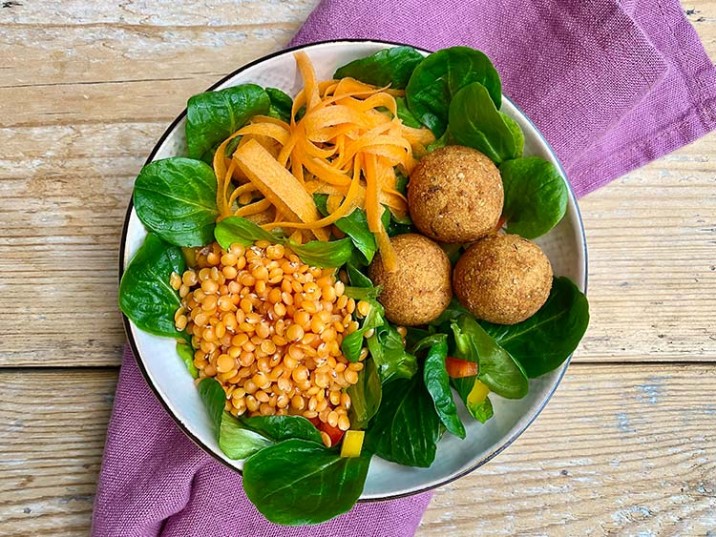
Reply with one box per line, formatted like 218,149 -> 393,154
118,38 -> 589,502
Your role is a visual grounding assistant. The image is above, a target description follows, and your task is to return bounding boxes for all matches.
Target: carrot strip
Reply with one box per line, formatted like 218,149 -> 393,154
295,51 -> 321,111
211,52 -> 433,255
233,139 -> 328,241
236,123 -> 290,145
228,183 -> 256,209
375,226 -> 397,272
327,194 -> 343,214
245,208 -> 275,226
250,115 -> 290,129
356,93 -> 397,115
401,124 -> 436,146
235,198 -> 272,217
296,137 -> 336,160
264,154 -> 363,231
302,156 -> 352,187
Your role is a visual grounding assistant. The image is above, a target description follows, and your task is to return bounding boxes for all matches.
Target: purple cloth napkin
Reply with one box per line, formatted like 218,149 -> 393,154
93,1 -> 716,535
92,349 -> 432,536
293,0 -> 716,196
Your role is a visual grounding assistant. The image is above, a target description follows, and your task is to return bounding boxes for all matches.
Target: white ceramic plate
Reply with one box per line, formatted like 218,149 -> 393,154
120,40 -> 587,500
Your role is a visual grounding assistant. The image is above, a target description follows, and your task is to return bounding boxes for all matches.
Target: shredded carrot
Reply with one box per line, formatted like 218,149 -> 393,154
212,52 -> 434,270
235,198 -> 272,217
233,139 -> 329,241
236,123 -> 290,146
295,51 -> 321,111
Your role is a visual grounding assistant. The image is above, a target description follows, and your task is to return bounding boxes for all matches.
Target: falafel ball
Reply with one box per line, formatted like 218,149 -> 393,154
408,145 -> 503,243
369,233 -> 452,326
453,233 -> 553,325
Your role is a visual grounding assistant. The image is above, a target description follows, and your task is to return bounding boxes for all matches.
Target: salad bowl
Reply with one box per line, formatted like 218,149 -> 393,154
120,39 -> 587,502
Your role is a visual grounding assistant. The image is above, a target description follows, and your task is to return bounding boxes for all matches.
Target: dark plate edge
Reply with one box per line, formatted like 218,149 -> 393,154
118,38 -> 589,503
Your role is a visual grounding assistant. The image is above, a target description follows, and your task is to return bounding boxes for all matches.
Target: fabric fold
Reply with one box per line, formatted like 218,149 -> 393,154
92,349 -> 431,537
291,0 -> 716,196
94,0 -> 716,535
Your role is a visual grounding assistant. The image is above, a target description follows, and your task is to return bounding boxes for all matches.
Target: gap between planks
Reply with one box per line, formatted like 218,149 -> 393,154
1,363 -> 715,536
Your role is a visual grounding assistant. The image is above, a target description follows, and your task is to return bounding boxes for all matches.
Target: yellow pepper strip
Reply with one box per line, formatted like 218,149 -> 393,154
340,430 -> 365,458
467,379 -> 490,407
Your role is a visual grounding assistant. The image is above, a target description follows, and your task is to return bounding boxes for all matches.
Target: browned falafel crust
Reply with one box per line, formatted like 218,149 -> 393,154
408,145 -> 503,243
453,233 -> 553,325
369,233 -> 452,326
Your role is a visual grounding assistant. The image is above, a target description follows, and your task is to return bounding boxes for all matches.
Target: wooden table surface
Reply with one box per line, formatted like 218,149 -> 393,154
2,1 -> 715,535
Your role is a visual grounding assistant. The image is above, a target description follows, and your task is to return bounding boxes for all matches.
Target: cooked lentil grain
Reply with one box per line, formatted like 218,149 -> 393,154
176,241 -> 359,446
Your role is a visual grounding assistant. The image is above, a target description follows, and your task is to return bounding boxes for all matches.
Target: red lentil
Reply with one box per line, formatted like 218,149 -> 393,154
177,241 -> 360,447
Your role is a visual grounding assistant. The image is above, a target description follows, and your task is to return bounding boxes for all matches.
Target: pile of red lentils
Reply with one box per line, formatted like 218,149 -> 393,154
170,240 -> 368,447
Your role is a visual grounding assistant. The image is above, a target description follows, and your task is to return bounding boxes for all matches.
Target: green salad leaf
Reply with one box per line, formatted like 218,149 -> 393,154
334,46 -> 424,89
241,415 -> 322,445
366,375 -> 443,467
341,299 -> 385,362
243,439 -> 371,525
288,238 -> 354,268
430,298 -> 472,327
214,215 -> 277,248
220,416 -> 272,459
367,323 -> 418,383
313,193 -> 329,216
347,357 -> 382,429
448,82 -> 522,164
406,46 -> 502,136
347,264 -> 374,287
134,158 -> 218,247
425,131 -> 449,153
186,84 -> 270,161
341,331 -> 365,364
198,378 -> 271,459
197,377 -> 225,429
422,336 -> 466,439
119,233 -> 185,337
395,96 -> 423,128
313,204 -> 380,264
500,113 -> 525,157
482,277 -> 589,377
334,208 -> 379,264
343,285 -> 382,301
224,135 -> 243,159
394,171 -> 409,196
451,315 -> 529,399
471,396 -> 494,423
499,156 -> 569,239
176,341 -> 199,378
214,217 -> 354,268
412,333 -> 449,354
386,211 -> 413,237
266,87 -> 293,122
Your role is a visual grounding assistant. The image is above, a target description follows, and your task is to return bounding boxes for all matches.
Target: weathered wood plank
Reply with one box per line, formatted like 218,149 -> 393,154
578,144 -> 716,362
0,0 -> 713,364
0,28 -> 293,128
0,0 -> 316,27
1,125 -> 714,366
0,1 -> 316,129
0,370 -> 115,536
0,365 -> 715,535
418,364 -> 716,536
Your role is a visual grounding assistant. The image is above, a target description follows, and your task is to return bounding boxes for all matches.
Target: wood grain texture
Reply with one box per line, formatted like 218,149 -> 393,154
1,0 -> 716,536
0,370 -> 116,536
578,136 -> 716,362
0,365 -> 714,536
0,0 -> 315,366
0,1 -> 715,367
417,364 -> 716,536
